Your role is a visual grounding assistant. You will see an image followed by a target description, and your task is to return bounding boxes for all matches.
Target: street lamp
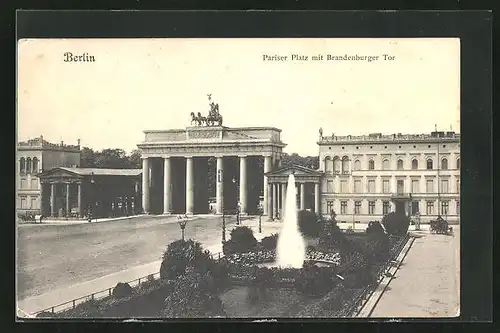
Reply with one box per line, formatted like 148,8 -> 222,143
232,177 -> 240,225
258,203 -> 263,233
222,210 -> 226,243
88,172 -> 95,222
178,216 -> 188,241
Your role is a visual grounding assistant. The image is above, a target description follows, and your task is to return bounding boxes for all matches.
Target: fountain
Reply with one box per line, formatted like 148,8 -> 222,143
276,173 -> 306,268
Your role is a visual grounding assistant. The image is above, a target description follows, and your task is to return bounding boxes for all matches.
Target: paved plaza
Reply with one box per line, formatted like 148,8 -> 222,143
370,226 -> 460,317
17,215 -> 282,315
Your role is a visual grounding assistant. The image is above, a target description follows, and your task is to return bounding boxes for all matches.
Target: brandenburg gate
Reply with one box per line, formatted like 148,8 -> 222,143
137,96 -> 286,216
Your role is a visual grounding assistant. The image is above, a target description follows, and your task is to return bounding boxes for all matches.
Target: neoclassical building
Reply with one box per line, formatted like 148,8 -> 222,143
317,130 -> 460,223
137,125 -> 286,216
17,136 -> 81,215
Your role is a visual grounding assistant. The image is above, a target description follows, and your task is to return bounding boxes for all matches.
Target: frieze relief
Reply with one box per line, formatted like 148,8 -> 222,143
188,130 -> 220,140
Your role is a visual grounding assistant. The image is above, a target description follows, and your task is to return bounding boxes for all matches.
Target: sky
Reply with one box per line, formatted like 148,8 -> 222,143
17,38 -> 460,156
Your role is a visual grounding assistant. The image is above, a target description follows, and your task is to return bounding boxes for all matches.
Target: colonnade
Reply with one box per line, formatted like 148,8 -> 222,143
142,155 -> 275,215
268,181 -> 321,218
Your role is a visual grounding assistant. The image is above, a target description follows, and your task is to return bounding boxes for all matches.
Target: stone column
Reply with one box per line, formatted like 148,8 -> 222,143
163,157 -> 172,214
216,157 -> 224,214
77,183 -> 82,217
50,183 -> 56,217
239,156 -> 247,214
314,182 -> 320,214
185,156 -> 194,215
142,158 -> 150,214
300,183 -> 305,210
66,183 -> 70,217
282,183 -> 287,217
267,183 -> 273,220
263,156 -> 271,216
272,183 -> 277,219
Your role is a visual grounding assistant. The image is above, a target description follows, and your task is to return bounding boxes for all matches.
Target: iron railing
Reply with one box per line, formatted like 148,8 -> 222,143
31,251 -> 226,316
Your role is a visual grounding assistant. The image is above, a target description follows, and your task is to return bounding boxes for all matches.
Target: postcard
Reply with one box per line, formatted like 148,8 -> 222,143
16,37 -> 460,319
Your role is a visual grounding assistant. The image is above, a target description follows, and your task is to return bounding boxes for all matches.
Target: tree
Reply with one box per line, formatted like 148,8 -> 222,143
128,149 -> 142,169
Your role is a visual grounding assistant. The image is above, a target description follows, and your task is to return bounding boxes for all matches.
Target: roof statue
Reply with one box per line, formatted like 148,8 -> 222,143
190,94 -> 223,127
319,127 -> 323,139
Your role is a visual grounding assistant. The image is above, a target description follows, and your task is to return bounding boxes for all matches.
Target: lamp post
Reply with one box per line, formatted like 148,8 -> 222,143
178,216 -> 188,241
232,177 -> 240,225
222,210 -> 226,243
258,203 -> 263,233
88,172 -> 95,222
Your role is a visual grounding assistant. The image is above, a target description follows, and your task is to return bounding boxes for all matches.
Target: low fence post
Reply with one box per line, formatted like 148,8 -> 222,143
109,288 -> 112,296
51,307 -> 55,314
73,300 -> 76,309
91,293 -> 95,301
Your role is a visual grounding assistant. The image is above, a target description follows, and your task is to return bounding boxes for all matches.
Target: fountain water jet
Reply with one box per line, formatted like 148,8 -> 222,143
276,173 -> 306,268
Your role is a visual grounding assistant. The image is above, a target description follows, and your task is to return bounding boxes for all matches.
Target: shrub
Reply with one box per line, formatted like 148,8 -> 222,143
318,219 -> 347,251
298,210 -> 322,238
160,239 -> 213,280
227,226 -> 258,253
162,268 -> 225,318
260,233 -> 278,250
112,282 -> 133,299
295,262 -> 335,297
382,212 -> 410,236
366,221 -> 385,235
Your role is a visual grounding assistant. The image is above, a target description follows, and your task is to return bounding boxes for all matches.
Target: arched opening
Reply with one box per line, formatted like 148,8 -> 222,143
26,158 -> 32,174
354,159 -> 361,171
333,157 -> 341,173
397,159 -> 404,170
382,159 -> 389,170
341,156 -> 349,173
32,157 -> 39,173
368,159 -> 375,170
426,159 -> 433,170
325,156 -> 333,173
411,159 -> 418,170
20,158 -> 26,173
441,158 -> 448,170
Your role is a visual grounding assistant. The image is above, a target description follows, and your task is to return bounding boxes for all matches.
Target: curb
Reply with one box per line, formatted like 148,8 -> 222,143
356,235 -> 416,317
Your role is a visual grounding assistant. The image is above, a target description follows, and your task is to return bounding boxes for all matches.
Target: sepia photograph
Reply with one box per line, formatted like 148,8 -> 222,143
16,37 -> 460,319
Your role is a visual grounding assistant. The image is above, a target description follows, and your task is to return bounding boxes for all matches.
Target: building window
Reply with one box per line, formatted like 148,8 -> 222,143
397,159 -> 404,170
333,157 -> 341,173
456,201 -> 460,214
341,156 -> 349,173
31,178 -> 38,189
411,201 -> 420,215
340,180 -> 348,193
426,159 -> 433,170
20,157 -> 26,174
457,158 -> 460,169
340,201 -> 347,215
368,201 -> 375,215
426,179 -> 434,193
32,157 -> 39,173
441,158 -> 448,170
412,159 -> 418,170
382,179 -> 390,193
457,179 -> 460,193
31,197 -> 37,209
26,158 -> 32,173
327,200 -> 334,213
327,180 -> 334,193
325,157 -> 333,174
20,178 -> 27,189
368,180 -> 375,193
368,160 -> 375,170
20,196 -> 27,209
354,201 -> 361,215
441,179 -> 449,193
397,180 -> 405,194
354,180 -> 362,193
411,179 -> 419,193
353,159 -> 361,170
382,201 -> 390,215
426,201 -> 434,215
441,201 -> 449,216
382,159 -> 390,170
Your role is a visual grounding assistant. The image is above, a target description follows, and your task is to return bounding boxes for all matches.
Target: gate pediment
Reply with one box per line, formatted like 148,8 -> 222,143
265,164 -> 322,177
38,167 -> 83,181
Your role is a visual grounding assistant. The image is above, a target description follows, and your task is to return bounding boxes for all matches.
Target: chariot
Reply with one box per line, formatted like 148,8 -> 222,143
429,216 -> 449,234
